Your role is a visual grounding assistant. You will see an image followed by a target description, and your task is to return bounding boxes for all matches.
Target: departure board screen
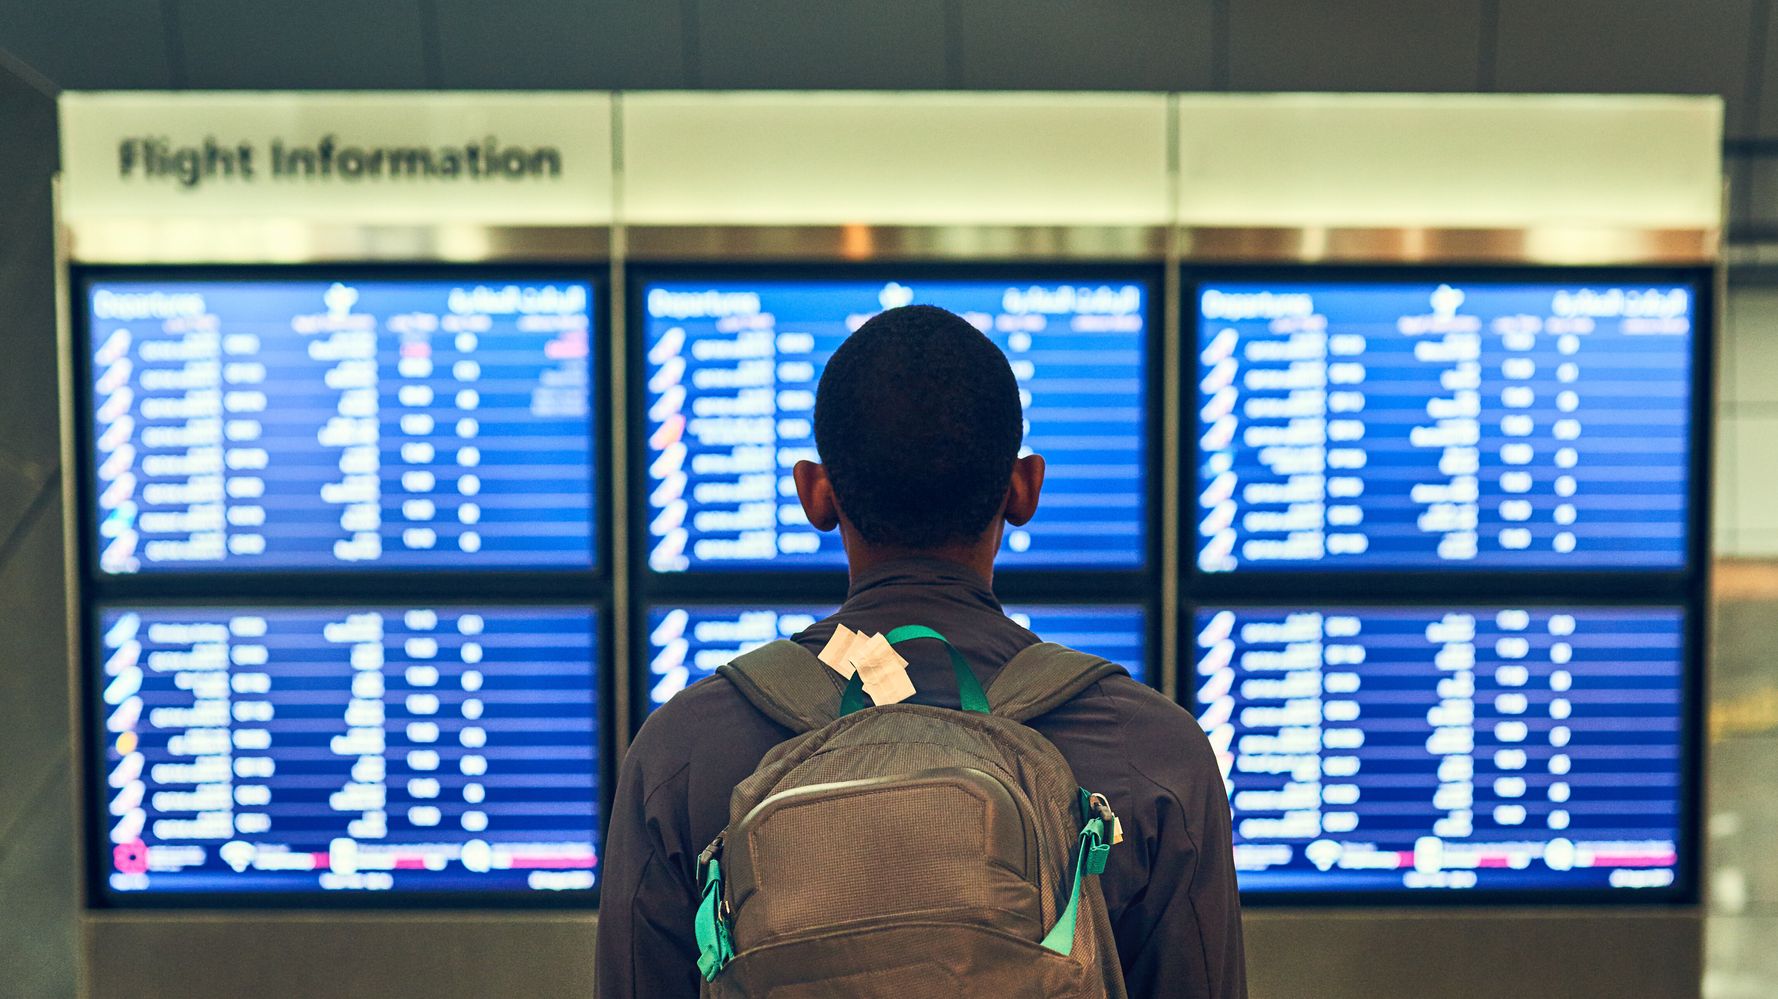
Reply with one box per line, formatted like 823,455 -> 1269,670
1193,282 -> 1694,572
85,279 -> 596,574
95,605 -> 599,897
641,279 -> 1149,572
644,604 -> 1147,711
1191,606 -> 1684,895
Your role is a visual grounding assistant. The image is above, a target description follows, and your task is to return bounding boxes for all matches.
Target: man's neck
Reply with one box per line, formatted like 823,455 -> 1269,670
840,533 -> 1000,589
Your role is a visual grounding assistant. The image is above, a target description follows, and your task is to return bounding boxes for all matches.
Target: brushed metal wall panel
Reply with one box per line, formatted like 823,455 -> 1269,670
0,0 -> 172,90
0,768 -> 78,999
0,501 -> 72,836
957,0 -> 1216,91
432,0 -> 690,89
0,183 -> 61,538
696,0 -> 950,89
87,915 -> 598,999
173,0 -> 429,90
1245,909 -> 1703,999
1494,0 -> 1758,137
85,908 -> 1706,998
0,54 -> 72,999
1228,0 -> 1485,92
0,176 -> 62,557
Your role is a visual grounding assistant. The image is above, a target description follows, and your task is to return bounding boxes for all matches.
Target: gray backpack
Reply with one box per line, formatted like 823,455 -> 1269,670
694,625 -> 1129,999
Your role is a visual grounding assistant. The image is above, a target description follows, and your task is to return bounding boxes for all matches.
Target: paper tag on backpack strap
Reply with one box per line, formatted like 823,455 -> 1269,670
860,666 -> 916,706
850,632 -> 915,705
817,625 -> 858,676
839,629 -> 876,674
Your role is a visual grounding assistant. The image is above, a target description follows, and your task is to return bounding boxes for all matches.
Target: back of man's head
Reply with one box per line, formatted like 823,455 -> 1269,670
813,304 -> 1023,550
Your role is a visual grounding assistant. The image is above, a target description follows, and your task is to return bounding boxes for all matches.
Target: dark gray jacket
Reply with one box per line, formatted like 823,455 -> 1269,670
597,557 -> 1247,999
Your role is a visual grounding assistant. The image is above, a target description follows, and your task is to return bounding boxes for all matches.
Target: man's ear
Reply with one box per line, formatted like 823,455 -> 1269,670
793,460 -> 841,532
1004,453 -> 1046,527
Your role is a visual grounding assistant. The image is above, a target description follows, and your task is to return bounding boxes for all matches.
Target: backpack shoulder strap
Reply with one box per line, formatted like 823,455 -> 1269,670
715,640 -> 846,734
987,642 -> 1127,723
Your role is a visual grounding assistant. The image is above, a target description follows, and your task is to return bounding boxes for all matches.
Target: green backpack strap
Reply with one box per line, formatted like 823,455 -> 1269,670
837,625 -> 991,718
716,639 -> 847,734
986,643 -> 1127,722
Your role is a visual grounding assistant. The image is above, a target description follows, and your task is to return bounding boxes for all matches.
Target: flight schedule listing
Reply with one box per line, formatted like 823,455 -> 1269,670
97,605 -> 600,895
87,279 -> 596,574
642,280 -> 1149,572
1192,606 -> 1683,894
1194,282 -> 1694,572
644,604 -> 1147,711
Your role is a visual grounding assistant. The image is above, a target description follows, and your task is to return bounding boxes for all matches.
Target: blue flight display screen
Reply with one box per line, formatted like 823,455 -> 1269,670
1194,282 -> 1693,572
96,605 -> 599,895
643,604 -> 1147,711
1191,606 -> 1683,894
641,280 -> 1149,571
86,279 -> 596,573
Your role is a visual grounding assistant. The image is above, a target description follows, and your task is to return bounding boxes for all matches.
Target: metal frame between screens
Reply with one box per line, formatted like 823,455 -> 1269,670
70,263 -> 616,910
626,598 -> 1161,731
1176,263 -> 1715,908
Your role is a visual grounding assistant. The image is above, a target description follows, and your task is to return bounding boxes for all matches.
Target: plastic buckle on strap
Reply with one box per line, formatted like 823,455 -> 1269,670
1040,795 -> 1118,957
1083,822 -> 1111,876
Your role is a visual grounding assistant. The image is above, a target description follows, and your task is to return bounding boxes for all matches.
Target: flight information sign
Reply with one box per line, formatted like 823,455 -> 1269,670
641,279 -> 1149,572
643,603 -> 1147,711
1191,605 -> 1684,894
1194,282 -> 1694,573
86,278 -> 596,574
95,605 -> 599,896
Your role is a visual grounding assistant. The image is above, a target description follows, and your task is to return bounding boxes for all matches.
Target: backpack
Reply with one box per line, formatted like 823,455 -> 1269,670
693,625 -> 1130,999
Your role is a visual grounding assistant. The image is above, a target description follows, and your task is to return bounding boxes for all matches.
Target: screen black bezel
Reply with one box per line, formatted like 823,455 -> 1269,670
82,596 -> 611,910
1179,264 -> 1713,601
624,261 -> 1166,604
1180,596 -> 1702,908
628,597 -> 1160,732
72,263 -> 612,597
73,262 -> 614,910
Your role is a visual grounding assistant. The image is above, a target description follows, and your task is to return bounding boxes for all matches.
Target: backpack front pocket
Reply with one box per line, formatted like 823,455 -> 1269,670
724,766 -> 1043,948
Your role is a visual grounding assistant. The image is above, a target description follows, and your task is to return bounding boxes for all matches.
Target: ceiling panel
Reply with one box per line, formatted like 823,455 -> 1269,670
432,0 -> 689,89
0,0 -> 173,89
696,0 -> 949,89
957,0 -> 1216,90
173,0 -> 429,89
1495,0 -> 1753,135
1229,0 -> 1484,92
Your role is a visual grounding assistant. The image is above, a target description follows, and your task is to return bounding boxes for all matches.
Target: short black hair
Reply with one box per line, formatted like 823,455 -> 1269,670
814,304 -> 1023,549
